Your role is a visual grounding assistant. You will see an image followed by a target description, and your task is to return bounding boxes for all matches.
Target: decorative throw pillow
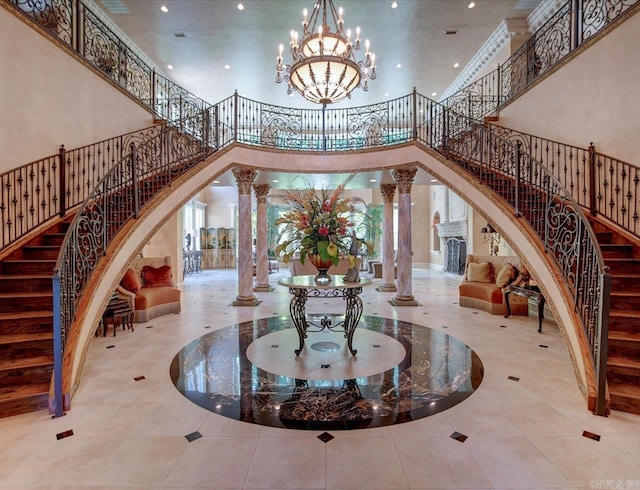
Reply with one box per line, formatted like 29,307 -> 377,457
496,263 -> 519,288
466,262 -> 494,283
120,268 -> 141,293
141,265 -> 173,287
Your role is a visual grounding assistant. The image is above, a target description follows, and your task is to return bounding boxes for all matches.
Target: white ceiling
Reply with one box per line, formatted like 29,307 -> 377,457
99,0 -> 539,188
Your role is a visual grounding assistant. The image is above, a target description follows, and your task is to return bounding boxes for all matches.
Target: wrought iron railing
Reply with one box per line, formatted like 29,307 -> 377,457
442,0 -> 639,121
4,0 -> 207,121
486,124 -> 640,240
0,125 -> 164,249
47,92 -> 610,416
6,0 -> 638,128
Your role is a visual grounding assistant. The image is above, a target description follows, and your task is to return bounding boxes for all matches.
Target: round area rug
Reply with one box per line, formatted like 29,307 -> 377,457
170,315 -> 484,430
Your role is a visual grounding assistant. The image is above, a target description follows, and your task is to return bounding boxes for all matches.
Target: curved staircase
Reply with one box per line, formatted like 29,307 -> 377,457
0,219 -> 70,417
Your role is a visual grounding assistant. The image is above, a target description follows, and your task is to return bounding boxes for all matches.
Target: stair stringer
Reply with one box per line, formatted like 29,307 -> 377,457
59,141 -> 602,413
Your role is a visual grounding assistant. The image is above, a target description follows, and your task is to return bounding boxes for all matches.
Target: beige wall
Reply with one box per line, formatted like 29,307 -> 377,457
0,7 -> 153,171
141,212 -> 182,284
497,12 -> 640,163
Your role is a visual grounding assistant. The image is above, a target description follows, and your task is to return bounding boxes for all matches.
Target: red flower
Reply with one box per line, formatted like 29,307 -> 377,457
321,200 -> 332,213
318,226 -> 330,237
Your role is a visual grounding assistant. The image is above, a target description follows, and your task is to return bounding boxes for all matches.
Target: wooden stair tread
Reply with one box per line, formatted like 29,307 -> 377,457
0,274 -> 51,279
0,383 -> 50,402
0,292 -> 51,299
609,331 -> 640,342
608,382 -> 640,399
607,355 -> 640,369
0,356 -> 53,371
610,291 -> 640,297
609,309 -> 640,318
0,332 -> 54,345
0,310 -> 52,320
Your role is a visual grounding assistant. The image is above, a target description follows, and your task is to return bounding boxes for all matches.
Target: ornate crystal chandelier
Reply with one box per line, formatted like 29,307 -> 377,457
275,0 -> 376,106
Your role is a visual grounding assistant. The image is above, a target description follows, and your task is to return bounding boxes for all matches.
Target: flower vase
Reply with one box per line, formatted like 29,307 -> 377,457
309,255 -> 333,284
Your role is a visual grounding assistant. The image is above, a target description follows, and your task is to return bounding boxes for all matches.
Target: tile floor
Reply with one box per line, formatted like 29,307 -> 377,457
1,267 -> 639,489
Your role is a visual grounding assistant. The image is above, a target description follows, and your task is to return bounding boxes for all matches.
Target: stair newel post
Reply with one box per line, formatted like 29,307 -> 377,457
51,268 -> 65,418
58,145 -> 67,217
595,269 -> 611,416
589,142 -> 597,216
130,143 -> 140,218
514,141 -> 522,217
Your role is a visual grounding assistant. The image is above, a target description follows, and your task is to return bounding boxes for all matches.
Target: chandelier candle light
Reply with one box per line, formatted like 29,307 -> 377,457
276,0 -> 376,105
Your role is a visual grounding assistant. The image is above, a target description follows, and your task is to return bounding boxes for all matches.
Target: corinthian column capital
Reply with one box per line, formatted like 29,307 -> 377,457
392,168 -> 417,193
253,183 -> 270,203
232,169 -> 257,194
380,183 -> 396,203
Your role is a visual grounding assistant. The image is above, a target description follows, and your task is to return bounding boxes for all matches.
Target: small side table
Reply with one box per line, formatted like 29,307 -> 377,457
504,285 -> 546,333
102,297 -> 134,337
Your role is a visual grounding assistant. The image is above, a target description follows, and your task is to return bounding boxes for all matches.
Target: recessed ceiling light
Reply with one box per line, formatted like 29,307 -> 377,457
272,179 -> 279,183
390,1 -> 398,8
369,179 -> 377,183
167,64 -> 174,70
237,3 -> 244,10
396,63 -> 402,68
384,93 -> 389,97
453,62 -> 460,68
432,92 -> 437,97
224,64 -> 231,70
430,179 -> 438,183
468,1 -> 476,8
160,5 -> 168,13
213,180 -> 220,184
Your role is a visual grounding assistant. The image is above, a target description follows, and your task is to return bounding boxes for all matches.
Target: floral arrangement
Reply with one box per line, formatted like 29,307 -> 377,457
275,176 -> 356,267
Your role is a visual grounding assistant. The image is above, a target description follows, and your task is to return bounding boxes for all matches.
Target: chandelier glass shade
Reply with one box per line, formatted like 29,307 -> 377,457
276,0 -> 376,105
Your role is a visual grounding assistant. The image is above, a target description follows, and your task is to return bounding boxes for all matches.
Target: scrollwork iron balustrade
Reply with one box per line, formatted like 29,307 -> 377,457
0,125 -> 163,249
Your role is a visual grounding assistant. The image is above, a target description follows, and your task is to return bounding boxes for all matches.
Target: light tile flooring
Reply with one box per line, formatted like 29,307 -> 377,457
1,267 -> 639,489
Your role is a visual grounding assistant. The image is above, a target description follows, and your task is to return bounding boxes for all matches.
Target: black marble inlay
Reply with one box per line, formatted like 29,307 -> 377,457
583,430 -> 601,441
318,432 -> 334,443
56,430 -> 74,440
169,315 -> 484,430
450,431 -> 468,443
508,376 -> 520,382
539,344 -> 549,348
500,325 -> 508,328
146,326 -> 154,329
134,376 -> 146,381
185,431 -> 202,442
106,345 -> 115,349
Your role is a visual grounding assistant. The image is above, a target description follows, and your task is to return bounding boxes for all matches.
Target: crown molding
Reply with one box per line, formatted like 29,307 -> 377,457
527,0 -> 566,32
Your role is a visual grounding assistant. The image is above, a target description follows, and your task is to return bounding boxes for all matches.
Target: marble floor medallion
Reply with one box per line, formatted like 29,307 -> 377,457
170,315 -> 484,430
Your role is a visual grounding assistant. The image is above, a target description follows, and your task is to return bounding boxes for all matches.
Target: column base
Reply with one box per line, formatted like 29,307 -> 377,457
389,295 -> 420,307
232,296 -> 262,306
377,284 -> 397,292
253,284 -> 274,292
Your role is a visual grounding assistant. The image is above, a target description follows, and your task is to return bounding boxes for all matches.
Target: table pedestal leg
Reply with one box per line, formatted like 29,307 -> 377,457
289,288 -> 308,356
343,288 -> 363,356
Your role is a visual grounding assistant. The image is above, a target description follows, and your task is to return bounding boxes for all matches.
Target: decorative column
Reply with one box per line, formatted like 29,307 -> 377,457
232,169 -> 261,306
377,183 -> 397,292
390,168 -> 419,306
253,183 -> 273,292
